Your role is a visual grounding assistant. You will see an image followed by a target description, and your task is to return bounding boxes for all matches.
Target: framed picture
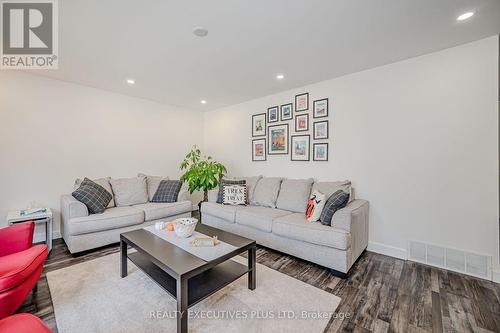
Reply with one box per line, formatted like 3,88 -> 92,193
268,124 -> 289,155
295,93 -> 309,112
280,103 -> 293,121
313,120 -> 329,139
313,143 -> 328,161
252,113 -> 266,137
291,135 -> 310,161
313,98 -> 328,118
252,138 -> 266,161
295,114 -> 309,132
268,106 -> 279,123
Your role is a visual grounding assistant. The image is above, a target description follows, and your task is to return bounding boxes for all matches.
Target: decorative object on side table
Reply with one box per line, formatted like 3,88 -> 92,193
280,103 -> 293,120
190,236 -> 220,247
313,98 -> 328,118
6,208 -> 53,253
267,106 -> 279,123
252,113 -> 266,137
291,134 -> 310,161
268,123 -> 289,155
252,138 -> 266,161
173,218 -> 198,238
180,145 -> 227,206
313,120 -> 329,139
295,92 -> 309,112
313,143 -> 328,161
295,113 -> 309,132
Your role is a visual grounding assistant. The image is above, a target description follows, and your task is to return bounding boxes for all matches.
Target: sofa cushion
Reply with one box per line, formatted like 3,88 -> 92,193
110,177 -> 148,206
68,206 -> 144,236
273,213 -> 350,250
0,245 -> 47,292
201,202 -> 239,222
72,178 -> 112,214
312,180 -> 352,201
234,176 -> 262,204
276,178 -> 314,213
138,173 -> 169,201
74,177 -> 115,208
252,177 -> 283,208
132,201 -> 191,221
235,206 -> 291,232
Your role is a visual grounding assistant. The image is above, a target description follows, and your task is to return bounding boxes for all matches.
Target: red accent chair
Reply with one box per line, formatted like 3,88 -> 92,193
0,222 -> 48,319
0,313 -> 52,333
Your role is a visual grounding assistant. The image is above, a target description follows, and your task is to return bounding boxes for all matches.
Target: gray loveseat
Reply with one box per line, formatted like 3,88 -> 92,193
201,176 -> 369,277
61,175 -> 192,253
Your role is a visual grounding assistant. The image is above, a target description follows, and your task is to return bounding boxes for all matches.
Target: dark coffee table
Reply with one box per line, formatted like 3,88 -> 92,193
120,223 -> 256,333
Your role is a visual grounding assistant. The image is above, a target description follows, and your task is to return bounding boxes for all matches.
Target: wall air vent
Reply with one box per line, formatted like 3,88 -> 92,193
408,240 -> 491,280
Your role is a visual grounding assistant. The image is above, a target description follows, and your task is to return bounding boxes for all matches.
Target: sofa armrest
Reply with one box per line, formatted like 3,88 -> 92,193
207,189 -> 219,203
61,194 -> 89,221
331,199 -> 368,232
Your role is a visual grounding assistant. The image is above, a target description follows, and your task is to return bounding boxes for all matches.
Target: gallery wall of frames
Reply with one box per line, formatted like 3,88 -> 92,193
251,92 -> 329,162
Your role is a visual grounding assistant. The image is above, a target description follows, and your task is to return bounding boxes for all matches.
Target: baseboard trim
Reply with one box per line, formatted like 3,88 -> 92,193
492,270 -> 500,284
367,241 -> 407,260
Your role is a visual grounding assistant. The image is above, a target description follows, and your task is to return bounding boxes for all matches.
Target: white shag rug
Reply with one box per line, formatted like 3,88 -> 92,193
47,253 -> 340,333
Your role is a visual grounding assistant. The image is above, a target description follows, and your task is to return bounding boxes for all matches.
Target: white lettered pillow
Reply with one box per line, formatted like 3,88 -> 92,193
223,185 -> 247,206
306,190 -> 326,222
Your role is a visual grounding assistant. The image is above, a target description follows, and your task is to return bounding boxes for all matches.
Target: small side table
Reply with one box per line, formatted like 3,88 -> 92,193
6,208 -> 53,253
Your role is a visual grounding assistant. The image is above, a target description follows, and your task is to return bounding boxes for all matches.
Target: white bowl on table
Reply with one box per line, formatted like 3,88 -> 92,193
173,218 -> 198,238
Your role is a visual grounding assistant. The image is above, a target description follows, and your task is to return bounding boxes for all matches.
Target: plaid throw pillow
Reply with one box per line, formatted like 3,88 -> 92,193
216,179 -> 246,203
72,177 -> 112,214
151,180 -> 183,203
319,190 -> 350,226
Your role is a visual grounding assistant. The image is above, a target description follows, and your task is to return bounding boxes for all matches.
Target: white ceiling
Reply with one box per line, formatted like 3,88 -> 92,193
32,0 -> 500,111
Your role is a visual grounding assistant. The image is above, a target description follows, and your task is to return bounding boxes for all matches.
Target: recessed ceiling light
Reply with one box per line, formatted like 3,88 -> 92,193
126,79 -> 135,85
457,11 -> 474,21
193,27 -> 208,37
200,100 -> 207,104
276,74 -> 284,80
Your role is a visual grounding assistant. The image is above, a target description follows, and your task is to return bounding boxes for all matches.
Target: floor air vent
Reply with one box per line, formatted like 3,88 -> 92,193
408,240 -> 491,280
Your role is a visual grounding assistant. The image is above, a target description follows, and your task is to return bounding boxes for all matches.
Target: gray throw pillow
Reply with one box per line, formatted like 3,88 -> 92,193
276,178 -> 314,213
217,179 -> 246,204
138,173 -> 169,201
320,190 -> 350,226
252,177 -> 283,208
72,178 -> 112,214
152,180 -> 183,203
74,177 -> 115,208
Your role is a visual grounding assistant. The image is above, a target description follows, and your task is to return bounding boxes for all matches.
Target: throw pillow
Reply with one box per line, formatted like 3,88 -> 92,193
72,177 -> 112,214
320,190 -> 350,226
305,190 -> 326,222
151,180 -> 183,203
233,176 -> 262,204
74,177 -> 115,208
216,179 -> 246,204
222,185 -> 247,205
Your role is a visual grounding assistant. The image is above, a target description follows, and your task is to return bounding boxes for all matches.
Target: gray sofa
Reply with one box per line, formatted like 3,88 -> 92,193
61,175 -> 192,253
201,176 -> 369,276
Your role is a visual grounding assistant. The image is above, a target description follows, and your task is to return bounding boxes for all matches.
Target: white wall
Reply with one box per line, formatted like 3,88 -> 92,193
0,72 -> 204,239
204,37 -> 499,272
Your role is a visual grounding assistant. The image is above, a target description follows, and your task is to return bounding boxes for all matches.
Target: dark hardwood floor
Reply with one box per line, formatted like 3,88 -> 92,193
19,229 -> 500,333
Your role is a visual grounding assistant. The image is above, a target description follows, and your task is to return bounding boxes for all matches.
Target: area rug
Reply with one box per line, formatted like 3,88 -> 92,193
47,253 -> 340,333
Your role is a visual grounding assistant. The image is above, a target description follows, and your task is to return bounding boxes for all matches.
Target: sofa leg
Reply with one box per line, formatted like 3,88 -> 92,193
32,283 -> 38,294
329,268 -> 347,279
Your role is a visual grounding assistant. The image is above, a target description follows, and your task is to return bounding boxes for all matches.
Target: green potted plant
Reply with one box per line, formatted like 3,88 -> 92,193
180,145 -> 227,207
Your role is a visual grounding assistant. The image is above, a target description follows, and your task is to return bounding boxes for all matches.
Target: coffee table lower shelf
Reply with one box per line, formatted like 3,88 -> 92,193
128,252 -> 249,307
